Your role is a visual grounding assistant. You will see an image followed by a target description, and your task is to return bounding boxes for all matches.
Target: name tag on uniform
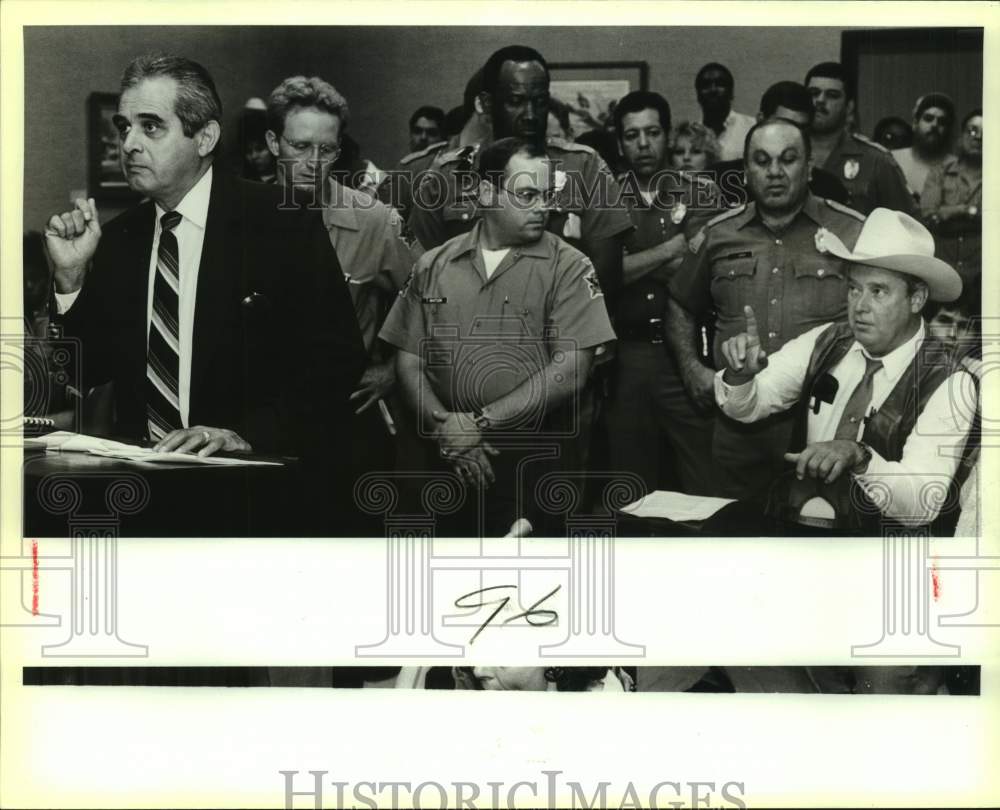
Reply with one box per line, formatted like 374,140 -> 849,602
721,250 -> 753,260
422,296 -> 448,304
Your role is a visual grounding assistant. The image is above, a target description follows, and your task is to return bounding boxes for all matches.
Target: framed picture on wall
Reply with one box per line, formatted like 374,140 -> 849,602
548,61 -> 649,138
87,92 -> 139,202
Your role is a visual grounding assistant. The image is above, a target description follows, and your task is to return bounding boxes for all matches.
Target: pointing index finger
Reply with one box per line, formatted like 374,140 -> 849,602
744,305 -> 759,339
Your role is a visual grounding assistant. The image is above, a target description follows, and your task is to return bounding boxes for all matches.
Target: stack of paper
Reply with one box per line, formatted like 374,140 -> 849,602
621,491 -> 736,522
33,431 -> 281,467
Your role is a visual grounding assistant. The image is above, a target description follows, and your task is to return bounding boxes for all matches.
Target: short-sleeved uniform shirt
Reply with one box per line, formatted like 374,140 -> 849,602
669,193 -> 865,367
324,180 -> 415,352
819,130 -> 917,217
379,221 -> 616,411
407,136 -> 633,254
920,155 -> 982,283
616,170 -> 722,329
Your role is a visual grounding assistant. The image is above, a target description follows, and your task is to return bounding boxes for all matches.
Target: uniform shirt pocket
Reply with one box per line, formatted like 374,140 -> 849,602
710,254 -> 757,318
791,257 -> 846,323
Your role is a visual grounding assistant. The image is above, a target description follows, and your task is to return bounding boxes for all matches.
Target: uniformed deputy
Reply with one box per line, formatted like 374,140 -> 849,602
605,90 -> 722,496
805,61 -> 916,217
921,109 -> 982,289
380,138 -> 616,536
407,45 -> 633,295
668,118 -> 865,499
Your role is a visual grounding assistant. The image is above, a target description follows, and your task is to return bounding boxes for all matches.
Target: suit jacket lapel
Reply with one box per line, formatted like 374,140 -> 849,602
120,203 -> 155,410
190,170 -> 241,416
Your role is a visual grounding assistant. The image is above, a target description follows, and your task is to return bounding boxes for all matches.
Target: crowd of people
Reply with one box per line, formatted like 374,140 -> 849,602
29,43 -> 983,537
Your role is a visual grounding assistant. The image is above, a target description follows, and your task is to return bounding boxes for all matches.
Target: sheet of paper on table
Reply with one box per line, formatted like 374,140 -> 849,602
30,431 -> 282,466
622,490 -> 736,522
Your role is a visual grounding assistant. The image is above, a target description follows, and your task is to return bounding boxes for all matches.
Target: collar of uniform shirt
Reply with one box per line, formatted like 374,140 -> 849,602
451,219 -> 554,260
154,164 -> 212,232
844,319 -> 926,385
740,192 -> 827,230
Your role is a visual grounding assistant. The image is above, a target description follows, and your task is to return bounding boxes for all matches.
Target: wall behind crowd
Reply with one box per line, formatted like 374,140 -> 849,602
23,25 -> 981,232
24,25 -> 843,230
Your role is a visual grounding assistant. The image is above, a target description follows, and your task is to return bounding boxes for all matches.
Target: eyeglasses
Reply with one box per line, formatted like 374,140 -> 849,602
502,185 -> 560,207
280,135 -> 341,159
964,126 -> 982,138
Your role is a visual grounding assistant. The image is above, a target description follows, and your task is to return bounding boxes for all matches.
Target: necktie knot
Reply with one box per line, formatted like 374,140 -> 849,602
863,356 -> 883,379
161,210 -> 182,232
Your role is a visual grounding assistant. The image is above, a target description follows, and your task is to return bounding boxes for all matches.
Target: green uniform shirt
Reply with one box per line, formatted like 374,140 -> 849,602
819,130 -> 917,217
379,221 -> 616,411
669,194 -> 864,367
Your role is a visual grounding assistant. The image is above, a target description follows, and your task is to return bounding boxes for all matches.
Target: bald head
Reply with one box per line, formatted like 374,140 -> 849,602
744,118 -> 810,215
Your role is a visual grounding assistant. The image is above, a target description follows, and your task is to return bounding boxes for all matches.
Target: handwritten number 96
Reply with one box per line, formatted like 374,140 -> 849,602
453,584 -> 561,643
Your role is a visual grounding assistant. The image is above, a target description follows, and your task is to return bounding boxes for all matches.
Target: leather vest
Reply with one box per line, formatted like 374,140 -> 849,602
791,322 -> 978,535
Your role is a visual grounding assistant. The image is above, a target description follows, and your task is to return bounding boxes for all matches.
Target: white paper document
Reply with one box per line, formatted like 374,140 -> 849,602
621,490 -> 736,522
33,431 -> 281,466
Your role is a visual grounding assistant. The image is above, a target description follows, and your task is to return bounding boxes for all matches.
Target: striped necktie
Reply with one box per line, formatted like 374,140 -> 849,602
146,210 -> 184,440
834,356 -> 883,441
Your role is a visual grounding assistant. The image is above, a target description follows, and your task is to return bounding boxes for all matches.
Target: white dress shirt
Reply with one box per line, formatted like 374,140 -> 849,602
715,320 -> 977,525
714,109 -> 757,162
56,166 -> 213,427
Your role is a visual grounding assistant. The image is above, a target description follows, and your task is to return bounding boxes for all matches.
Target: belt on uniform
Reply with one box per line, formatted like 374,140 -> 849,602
615,319 -> 665,344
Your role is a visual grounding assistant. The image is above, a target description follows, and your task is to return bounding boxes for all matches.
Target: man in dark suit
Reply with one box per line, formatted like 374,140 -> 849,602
45,54 -> 365,464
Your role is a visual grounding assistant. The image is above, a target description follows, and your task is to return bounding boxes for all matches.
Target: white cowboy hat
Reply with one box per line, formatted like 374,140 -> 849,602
815,208 -> 962,302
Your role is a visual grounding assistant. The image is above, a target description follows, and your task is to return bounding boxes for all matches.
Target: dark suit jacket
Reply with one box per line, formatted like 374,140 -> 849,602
58,168 -> 366,458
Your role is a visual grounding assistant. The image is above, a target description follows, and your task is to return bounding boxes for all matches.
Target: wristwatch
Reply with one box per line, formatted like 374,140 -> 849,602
471,407 -> 493,431
852,442 -> 873,475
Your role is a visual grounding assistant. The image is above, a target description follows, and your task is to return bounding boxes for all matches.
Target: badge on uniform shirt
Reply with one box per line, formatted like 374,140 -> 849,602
814,227 -> 831,254
670,201 -> 687,225
843,159 -> 860,180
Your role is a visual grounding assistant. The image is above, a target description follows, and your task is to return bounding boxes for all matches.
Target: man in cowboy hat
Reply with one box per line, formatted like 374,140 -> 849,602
712,207 -> 977,534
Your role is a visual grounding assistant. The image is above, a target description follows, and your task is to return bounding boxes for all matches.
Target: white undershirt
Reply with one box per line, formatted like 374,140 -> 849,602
480,247 -> 510,279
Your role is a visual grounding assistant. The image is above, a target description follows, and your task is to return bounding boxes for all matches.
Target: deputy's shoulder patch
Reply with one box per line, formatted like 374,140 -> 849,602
581,260 -> 603,299
824,198 -> 866,222
705,204 -> 746,228
399,141 -> 448,166
850,132 -> 890,154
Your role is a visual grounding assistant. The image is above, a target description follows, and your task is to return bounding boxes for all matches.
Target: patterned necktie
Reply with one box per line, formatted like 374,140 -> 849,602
834,355 -> 883,441
146,210 -> 184,440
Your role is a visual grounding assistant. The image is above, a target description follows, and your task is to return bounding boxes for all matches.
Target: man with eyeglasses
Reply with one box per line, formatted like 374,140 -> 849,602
408,45 -> 632,298
45,55 -> 363,462
891,93 -> 956,202
379,137 -> 616,536
266,75 -> 415,490
921,108 -> 982,288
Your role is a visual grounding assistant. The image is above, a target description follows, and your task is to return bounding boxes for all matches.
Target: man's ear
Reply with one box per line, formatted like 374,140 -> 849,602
910,281 -> 930,313
477,179 -> 496,208
265,129 -> 281,158
196,120 -> 222,157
